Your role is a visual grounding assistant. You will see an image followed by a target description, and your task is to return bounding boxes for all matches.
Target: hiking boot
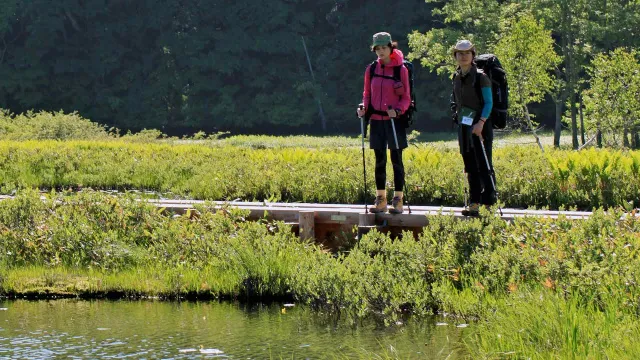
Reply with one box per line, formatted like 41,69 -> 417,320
389,196 -> 404,214
461,203 -> 480,217
370,195 -> 387,213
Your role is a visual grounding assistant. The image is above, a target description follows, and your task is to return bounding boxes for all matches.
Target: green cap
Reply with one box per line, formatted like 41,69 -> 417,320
372,32 -> 392,47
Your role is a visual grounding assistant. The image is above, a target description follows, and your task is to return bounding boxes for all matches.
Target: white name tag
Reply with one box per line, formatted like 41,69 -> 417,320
461,115 -> 474,126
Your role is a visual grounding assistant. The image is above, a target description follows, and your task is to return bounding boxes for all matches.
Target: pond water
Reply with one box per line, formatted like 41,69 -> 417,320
0,299 -> 468,359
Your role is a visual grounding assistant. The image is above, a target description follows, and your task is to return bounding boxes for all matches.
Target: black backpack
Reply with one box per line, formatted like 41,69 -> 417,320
367,59 -> 417,128
474,54 -> 509,129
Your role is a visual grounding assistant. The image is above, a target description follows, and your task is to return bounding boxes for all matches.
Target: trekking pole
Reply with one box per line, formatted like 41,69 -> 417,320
463,170 -> 469,209
387,106 -> 411,213
403,163 -> 412,214
387,105 -> 400,150
359,105 -> 368,214
479,138 -> 503,216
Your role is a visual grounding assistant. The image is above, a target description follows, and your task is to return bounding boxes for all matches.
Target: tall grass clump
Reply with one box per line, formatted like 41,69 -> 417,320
0,110 -> 113,140
0,190 -> 328,298
468,290 -> 640,359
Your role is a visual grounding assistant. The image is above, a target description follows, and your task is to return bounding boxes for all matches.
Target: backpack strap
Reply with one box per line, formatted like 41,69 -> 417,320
474,71 -> 486,107
366,61 -> 376,116
393,65 -> 401,82
370,60 -> 402,81
369,61 -> 377,80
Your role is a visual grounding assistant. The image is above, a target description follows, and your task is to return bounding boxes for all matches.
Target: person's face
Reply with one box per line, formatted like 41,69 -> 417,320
455,50 -> 474,66
374,45 -> 392,59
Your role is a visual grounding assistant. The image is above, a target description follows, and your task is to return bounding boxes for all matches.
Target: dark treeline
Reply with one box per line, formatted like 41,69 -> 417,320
0,0 -> 613,136
0,0 -> 466,135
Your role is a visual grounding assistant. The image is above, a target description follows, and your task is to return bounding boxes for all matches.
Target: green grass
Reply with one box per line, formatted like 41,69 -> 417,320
174,129 -> 573,150
1,111 -> 639,358
0,108 -> 583,149
5,110 -> 634,211
0,139 -> 638,210
468,289 -> 640,359
0,191 -> 639,357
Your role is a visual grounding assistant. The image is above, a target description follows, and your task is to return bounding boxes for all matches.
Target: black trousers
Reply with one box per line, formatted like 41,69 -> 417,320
374,149 -> 404,191
461,136 -> 496,205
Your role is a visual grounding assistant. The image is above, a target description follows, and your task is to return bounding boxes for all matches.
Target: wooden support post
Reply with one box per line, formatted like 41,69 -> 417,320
357,213 -> 377,240
299,211 -> 315,241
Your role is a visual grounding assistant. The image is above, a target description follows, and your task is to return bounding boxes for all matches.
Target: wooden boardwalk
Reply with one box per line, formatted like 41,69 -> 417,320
3,194 -> 634,246
151,200 -> 609,244
153,199 -> 596,223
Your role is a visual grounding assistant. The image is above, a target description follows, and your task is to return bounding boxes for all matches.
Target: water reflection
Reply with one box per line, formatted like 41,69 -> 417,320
0,300 -> 468,359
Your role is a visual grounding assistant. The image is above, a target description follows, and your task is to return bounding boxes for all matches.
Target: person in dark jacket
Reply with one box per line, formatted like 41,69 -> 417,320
450,40 -> 495,216
356,32 -> 412,214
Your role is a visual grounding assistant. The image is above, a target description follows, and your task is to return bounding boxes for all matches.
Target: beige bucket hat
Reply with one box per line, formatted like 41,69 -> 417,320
452,39 -> 476,57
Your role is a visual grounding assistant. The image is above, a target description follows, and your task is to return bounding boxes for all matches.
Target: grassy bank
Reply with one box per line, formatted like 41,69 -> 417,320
0,108 -> 573,148
3,110 -> 636,210
0,140 -> 638,210
1,191 -> 639,357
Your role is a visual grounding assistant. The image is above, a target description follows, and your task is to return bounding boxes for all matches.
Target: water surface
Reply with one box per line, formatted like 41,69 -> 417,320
0,300 -> 468,359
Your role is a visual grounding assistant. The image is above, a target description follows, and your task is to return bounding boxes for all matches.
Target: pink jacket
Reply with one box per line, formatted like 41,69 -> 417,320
362,49 -> 411,121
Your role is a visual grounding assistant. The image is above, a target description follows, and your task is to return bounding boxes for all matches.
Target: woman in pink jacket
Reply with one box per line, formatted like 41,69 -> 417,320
356,32 -> 412,214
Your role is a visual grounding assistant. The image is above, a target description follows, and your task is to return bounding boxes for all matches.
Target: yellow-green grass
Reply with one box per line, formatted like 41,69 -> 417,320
0,140 -> 638,210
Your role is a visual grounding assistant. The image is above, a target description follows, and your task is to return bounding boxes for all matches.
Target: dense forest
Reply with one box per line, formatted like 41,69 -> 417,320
0,0 -> 638,144
0,0 -> 440,134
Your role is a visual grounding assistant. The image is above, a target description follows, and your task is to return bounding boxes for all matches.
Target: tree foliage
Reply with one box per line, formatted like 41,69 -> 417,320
0,0 -> 638,138
582,48 -> 640,148
409,0 -> 640,148
407,0 -> 503,76
0,0 -> 437,134
494,13 -> 560,121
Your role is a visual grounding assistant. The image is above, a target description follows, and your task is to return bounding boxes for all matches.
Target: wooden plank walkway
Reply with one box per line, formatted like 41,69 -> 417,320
151,200 -> 620,243
2,195 -> 636,245
153,199 -> 596,223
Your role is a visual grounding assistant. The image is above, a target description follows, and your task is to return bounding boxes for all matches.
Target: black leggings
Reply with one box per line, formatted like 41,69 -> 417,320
374,149 -> 404,191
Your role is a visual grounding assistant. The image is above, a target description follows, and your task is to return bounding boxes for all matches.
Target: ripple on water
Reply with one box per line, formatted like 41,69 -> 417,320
199,348 -> 224,355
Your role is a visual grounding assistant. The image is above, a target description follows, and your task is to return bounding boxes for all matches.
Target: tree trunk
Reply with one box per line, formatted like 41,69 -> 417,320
633,130 -> 640,150
553,93 -> 563,147
301,36 -> 327,132
597,128 -> 603,148
570,93 -> 579,149
562,5 -> 579,150
623,128 -> 630,148
579,96 -> 585,145
524,105 -> 545,153
65,9 -> 82,32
